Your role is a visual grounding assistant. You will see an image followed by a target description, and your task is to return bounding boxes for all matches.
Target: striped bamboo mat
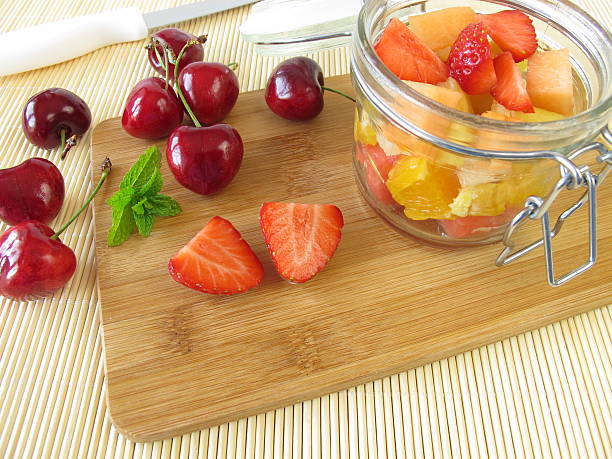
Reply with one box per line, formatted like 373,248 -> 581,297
0,1 -> 610,457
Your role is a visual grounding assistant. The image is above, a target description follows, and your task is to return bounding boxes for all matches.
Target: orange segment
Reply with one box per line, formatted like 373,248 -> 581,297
386,156 -> 460,220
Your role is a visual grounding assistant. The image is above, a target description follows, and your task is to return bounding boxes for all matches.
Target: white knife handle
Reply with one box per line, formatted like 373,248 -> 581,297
0,8 -> 148,77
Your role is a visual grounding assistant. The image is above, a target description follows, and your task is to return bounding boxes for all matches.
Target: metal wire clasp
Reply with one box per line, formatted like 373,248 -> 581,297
496,127 -> 612,287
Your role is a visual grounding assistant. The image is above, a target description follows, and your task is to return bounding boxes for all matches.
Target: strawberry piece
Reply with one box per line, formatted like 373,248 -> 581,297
482,10 -> 537,62
491,51 -> 534,113
355,142 -> 368,163
447,22 -> 497,95
440,208 -> 517,238
260,202 -> 344,283
374,18 -> 449,84
169,216 -> 264,294
363,144 -> 398,180
365,160 -> 396,206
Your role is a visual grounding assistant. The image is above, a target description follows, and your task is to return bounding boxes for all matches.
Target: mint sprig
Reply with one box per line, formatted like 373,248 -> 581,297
107,146 -> 181,246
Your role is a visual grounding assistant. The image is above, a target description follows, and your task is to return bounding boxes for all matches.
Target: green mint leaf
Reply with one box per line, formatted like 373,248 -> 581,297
120,146 -> 161,192
107,204 -> 136,247
148,194 -> 182,217
107,187 -> 135,209
131,197 -> 148,215
134,211 -> 154,237
138,168 -> 163,197
107,146 -> 181,246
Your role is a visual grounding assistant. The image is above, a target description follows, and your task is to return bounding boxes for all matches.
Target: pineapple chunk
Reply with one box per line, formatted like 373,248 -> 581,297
490,101 -> 565,122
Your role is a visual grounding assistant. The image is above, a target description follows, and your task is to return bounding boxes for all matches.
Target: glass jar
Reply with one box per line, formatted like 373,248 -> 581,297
351,0 -> 611,283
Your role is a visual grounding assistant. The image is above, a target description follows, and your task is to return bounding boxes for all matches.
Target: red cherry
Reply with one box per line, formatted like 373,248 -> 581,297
265,57 -> 325,121
147,28 -> 205,79
166,124 -> 243,195
121,77 -> 184,139
22,88 -> 91,153
0,221 -> 76,301
178,62 -> 239,125
0,158 -> 65,226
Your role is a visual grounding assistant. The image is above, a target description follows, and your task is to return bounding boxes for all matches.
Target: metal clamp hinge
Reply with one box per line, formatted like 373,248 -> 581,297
496,126 -> 611,287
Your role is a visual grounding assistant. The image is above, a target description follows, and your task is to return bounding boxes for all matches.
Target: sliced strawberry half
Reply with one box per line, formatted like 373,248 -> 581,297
447,22 -> 497,95
491,51 -> 534,113
482,10 -> 537,63
374,18 -> 449,84
260,202 -> 344,283
169,216 -> 264,294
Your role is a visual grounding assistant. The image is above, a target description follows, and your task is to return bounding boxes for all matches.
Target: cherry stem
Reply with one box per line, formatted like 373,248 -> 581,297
227,62 -> 239,71
174,39 -> 202,127
150,38 -> 171,89
59,128 -> 66,153
164,47 -> 169,90
60,135 -> 77,160
51,158 -> 112,240
321,86 -> 356,103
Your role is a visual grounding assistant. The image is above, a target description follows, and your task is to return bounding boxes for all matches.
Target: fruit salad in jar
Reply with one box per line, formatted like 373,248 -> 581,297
353,4 -> 585,244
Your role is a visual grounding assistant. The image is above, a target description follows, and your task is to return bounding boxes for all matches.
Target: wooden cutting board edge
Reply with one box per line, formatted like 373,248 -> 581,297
112,299 -> 600,442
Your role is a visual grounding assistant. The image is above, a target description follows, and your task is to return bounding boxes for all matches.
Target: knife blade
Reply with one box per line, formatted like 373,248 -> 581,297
144,0 -> 259,29
0,0 -> 259,77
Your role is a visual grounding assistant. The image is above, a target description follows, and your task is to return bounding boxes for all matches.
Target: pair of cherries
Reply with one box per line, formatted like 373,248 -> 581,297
2,88 -> 90,226
122,28 -> 243,196
0,158 -> 111,302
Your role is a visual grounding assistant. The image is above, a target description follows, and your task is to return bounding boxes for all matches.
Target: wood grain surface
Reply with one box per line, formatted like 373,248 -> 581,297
91,75 -> 611,442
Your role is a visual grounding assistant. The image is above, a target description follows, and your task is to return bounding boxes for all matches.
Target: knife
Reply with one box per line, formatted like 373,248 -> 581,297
0,0 -> 259,77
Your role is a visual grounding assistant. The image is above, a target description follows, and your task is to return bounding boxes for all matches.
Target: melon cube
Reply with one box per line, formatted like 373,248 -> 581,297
436,47 -> 451,61
405,80 -> 473,138
387,81 -> 473,158
410,7 -> 478,52
526,49 -> 574,116
468,93 -> 494,114
435,78 -> 474,113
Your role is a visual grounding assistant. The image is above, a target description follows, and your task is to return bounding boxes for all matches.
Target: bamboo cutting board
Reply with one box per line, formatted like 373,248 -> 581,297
91,75 -> 611,442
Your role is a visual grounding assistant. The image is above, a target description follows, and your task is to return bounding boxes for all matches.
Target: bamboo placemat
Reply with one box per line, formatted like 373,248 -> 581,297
0,0 -> 610,457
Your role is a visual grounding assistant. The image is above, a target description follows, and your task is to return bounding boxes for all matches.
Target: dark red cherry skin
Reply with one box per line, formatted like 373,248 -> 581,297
148,28 -> 204,79
166,124 -> 243,195
265,57 -> 324,121
0,221 -> 76,301
0,158 -> 65,226
22,88 -> 92,149
121,77 -> 183,140
178,62 -> 239,125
